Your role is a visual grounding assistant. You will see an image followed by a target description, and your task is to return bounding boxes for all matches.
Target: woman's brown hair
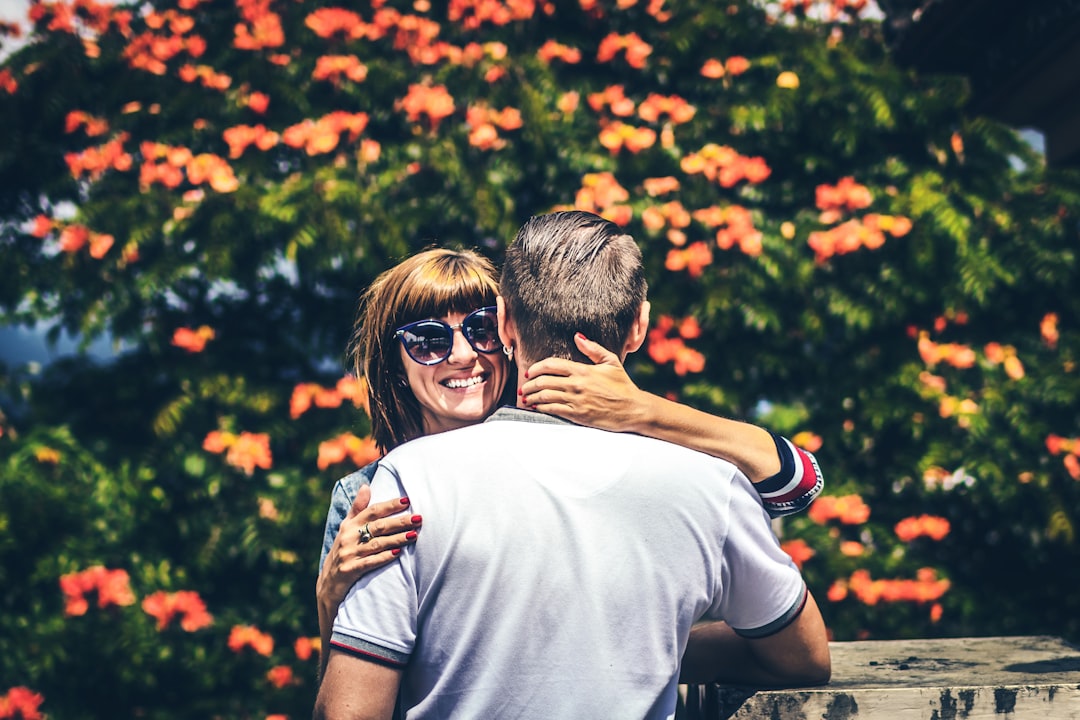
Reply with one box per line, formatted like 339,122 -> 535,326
348,248 -> 511,453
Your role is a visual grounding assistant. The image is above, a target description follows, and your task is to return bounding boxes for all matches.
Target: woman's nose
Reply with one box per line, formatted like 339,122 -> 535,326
446,328 -> 478,364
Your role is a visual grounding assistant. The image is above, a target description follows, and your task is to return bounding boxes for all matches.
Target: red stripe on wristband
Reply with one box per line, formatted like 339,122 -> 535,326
768,448 -> 820,504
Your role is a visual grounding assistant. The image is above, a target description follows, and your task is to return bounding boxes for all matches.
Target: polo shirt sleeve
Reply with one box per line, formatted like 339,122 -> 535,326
330,463 -> 417,668
713,472 -> 808,638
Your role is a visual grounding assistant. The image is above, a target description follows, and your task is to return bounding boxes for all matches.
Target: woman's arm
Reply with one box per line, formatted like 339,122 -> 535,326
520,333 -> 822,517
316,478 -> 421,681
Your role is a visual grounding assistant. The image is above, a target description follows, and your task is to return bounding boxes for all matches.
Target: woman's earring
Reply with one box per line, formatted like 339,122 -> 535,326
502,344 -> 514,361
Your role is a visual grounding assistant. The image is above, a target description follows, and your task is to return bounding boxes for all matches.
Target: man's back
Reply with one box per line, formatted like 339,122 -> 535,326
331,407 -> 806,719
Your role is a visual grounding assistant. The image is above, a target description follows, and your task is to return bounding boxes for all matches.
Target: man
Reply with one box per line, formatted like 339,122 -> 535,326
315,211 -> 830,720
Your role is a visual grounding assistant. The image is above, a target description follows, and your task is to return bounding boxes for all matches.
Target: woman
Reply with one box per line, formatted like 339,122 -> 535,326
317,247 -> 822,676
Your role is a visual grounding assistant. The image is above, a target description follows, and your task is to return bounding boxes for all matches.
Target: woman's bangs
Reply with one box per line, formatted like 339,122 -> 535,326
402,259 -> 496,321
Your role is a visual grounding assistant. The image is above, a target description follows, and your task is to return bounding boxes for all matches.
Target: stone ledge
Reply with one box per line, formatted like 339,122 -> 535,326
680,635 -> 1080,719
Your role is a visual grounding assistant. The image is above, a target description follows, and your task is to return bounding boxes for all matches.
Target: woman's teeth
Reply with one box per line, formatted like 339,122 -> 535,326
443,375 -> 484,389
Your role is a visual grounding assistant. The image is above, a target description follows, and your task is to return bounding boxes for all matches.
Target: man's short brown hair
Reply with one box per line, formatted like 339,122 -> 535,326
500,211 -> 646,365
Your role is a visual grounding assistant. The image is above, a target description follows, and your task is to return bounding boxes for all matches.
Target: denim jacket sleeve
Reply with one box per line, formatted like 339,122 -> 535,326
318,460 -> 380,576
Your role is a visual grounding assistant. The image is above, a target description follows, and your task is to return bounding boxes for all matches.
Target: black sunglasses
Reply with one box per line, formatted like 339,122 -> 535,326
394,306 -> 502,365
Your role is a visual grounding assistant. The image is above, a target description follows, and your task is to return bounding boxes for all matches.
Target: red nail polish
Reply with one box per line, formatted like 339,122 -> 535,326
524,370 -> 529,379
518,388 -> 523,395
400,497 -> 410,505
406,531 -> 418,540
391,548 -> 401,556
411,515 -> 422,523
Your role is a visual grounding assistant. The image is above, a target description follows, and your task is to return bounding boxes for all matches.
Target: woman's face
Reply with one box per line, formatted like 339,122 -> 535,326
401,309 -> 508,436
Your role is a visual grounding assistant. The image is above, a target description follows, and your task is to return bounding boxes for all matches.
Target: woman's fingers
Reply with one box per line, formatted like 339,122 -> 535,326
572,332 -> 621,366
362,495 -> 414,523
353,507 -> 422,552
344,484 -> 372,519
349,526 -> 420,560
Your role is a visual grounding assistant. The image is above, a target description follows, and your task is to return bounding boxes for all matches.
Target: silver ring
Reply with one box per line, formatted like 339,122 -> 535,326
359,523 -> 373,544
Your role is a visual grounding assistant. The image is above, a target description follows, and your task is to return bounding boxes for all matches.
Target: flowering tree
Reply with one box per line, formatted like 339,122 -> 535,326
1,0 -> 1079,715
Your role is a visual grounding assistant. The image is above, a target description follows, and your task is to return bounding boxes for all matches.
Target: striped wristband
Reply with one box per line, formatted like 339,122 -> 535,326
755,432 -> 824,518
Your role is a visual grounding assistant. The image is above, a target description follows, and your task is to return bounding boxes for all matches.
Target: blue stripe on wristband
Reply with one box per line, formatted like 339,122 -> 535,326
756,431 -> 798,494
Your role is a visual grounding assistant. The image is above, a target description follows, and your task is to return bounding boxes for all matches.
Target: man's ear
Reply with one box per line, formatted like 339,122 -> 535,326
496,296 -> 516,349
622,300 -> 650,357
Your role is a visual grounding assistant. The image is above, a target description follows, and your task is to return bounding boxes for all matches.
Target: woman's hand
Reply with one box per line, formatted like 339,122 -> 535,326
317,484 -> 421,681
520,332 -> 652,433
317,485 -> 421,611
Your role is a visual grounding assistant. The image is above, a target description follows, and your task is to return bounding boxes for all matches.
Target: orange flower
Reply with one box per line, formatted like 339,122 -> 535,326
267,665 -> 294,689
226,432 -> 273,475
1064,454 -> 1080,480
30,215 -> 53,238
64,133 -> 132,181
680,144 -> 769,188
725,56 -> 750,75
781,538 -> 815,569
678,316 -> 701,339
171,326 -> 215,353
223,124 -> 280,158
399,84 -> 455,129
185,154 -> 239,193
295,636 -> 318,661
1041,313 -> 1059,349
58,224 -> 89,253
700,58 -> 725,78
895,515 -> 950,542
536,39 -> 581,64
646,316 -> 706,375
846,568 -> 950,606
557,91 -> 579,114
289,383 -> 319,419
826,580 -> 848,602
916,332 -> 976,369
142,590 -> 213,631
598,121 -> 656,154
0,686 -> 45,720
791,431 -> 822,453
305,7 -> 364,38
637,93 -> 695,124
317,433 -> 380,470
0,69 -> 17,94
643,176 -> 680,197
177,64 -> 232,90
228,625 -> 274,656
448,0 -> 535,29
65,110 -> 109,136
776,71 -> 800,89
59,566 -> 136,616
807,494 -> 870,525
574,172 -> 629,213
246,91 -> 270,114
839,541 -> 864,557
815,176 -> 873,212
665,242 -> 712,278
587,85 -> 635,116
202,430 -> 233,454
596,31 -> 652,68
313,55 -> 368,83
233,0 -> 284,50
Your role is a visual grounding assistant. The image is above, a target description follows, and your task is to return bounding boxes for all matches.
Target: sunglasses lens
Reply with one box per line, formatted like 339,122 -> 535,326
464,309 -> 500,353
401,323 -> 452,364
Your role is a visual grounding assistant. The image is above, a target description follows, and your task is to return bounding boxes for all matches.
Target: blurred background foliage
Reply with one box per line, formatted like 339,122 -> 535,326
1,0 -> 1078,716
